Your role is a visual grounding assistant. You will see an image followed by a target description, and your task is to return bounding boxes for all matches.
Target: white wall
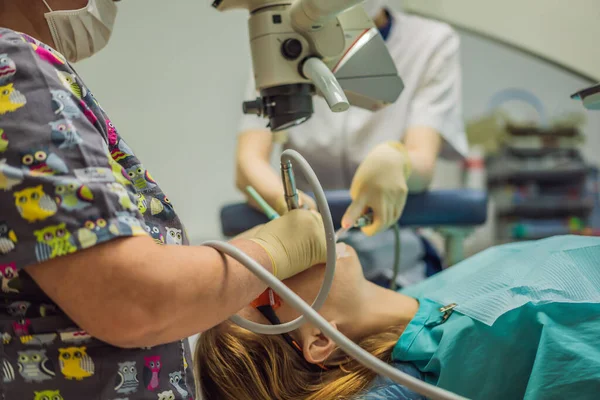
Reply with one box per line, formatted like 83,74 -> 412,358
74,0 -> 600,246
402,0 -> 600,82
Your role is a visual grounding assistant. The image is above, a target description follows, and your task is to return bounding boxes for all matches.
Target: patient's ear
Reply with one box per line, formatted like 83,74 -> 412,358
300,321 -> 338,365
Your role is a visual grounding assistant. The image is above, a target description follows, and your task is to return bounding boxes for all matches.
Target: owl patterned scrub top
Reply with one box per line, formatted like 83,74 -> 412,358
0,29 -> 195,399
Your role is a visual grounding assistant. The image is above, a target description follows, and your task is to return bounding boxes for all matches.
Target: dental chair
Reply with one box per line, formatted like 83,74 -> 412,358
220,189 -> 488,267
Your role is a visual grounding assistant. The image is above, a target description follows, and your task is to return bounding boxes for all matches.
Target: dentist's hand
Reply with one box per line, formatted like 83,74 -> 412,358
342,141 -> 412,236
233,224 -> 264,241
249,209 -> 326,280
273,190 -> 317,215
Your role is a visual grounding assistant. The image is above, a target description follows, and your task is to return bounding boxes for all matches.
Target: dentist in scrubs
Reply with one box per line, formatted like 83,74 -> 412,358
0,0 -> 327,398
237,0 -> 468,286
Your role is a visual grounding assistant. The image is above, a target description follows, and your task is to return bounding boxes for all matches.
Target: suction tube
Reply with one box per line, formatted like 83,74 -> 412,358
203,149 -> 467,400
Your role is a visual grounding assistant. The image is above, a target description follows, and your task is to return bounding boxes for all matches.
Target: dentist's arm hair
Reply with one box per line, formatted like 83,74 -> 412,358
25,236 -> 272,348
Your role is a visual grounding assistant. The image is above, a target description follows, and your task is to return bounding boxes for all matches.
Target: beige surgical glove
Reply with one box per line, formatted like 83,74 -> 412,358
233,224 -> 264,241
249,209 -> 327,280
273,190 -> 318,215
342,141 -> 412,236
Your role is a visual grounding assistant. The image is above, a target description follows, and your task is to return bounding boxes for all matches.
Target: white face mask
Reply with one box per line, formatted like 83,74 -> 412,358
43,0 -> 118,63
362,0 -> 387,19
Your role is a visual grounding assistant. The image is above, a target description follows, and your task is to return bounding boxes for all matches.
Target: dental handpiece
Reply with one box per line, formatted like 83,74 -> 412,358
355,211 -> 374,227
281,160 -> 300,211
335,211 -> 374,240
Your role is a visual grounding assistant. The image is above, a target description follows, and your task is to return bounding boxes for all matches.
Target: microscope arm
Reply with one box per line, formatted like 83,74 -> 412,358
290,0 -> 365,32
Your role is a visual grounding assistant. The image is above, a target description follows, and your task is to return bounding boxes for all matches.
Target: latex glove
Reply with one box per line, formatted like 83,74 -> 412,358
342,141 -> 412,236
273,190 -> 317,215
233,224 -> 264,241
249,209 -> 327,280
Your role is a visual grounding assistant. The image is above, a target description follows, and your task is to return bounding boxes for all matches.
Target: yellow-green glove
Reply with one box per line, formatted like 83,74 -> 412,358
273,190 -> 317,216
249,209 -> 327,280
342,141 -> 412,236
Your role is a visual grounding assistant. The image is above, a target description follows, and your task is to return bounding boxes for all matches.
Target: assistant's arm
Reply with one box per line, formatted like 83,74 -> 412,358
27,205 -> 326,349
25,236 -> 272,348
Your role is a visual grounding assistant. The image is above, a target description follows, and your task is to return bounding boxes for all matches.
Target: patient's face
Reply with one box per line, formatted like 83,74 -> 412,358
238,243 -> 365,324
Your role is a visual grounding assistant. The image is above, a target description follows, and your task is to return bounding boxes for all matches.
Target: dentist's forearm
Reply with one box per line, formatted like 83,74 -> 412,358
236,129 -> 285,210
406,150 -> 436,192
238,156 -> 285,209
403,126 -> 442,192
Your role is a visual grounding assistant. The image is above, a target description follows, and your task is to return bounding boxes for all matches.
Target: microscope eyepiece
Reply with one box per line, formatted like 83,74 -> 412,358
242,99 -> 263,116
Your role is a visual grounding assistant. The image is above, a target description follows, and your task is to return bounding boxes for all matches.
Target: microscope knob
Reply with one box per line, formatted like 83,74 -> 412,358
281,39 -> 303,60
242,98 -> 263,116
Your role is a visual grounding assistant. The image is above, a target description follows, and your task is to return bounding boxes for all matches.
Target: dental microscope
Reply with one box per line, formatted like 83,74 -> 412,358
212,0 -> 405,131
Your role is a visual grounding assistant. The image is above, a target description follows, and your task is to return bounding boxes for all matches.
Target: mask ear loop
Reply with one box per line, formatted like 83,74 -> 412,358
41,0 -> 62,56
42,0 -> 53,12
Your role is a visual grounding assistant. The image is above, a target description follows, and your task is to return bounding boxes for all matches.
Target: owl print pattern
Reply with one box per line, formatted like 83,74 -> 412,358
0,28 -> 194,398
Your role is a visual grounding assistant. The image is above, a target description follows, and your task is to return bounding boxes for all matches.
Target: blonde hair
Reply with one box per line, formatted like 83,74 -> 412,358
195,321 -> 403,400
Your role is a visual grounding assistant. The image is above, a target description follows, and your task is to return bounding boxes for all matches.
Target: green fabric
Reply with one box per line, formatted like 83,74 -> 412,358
393,236 -> 600,399
401,235 -> 600,326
